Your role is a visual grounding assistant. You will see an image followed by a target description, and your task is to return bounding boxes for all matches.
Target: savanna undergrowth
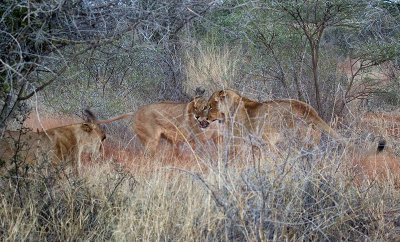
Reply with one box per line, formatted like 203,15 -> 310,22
1,135 -> 400,241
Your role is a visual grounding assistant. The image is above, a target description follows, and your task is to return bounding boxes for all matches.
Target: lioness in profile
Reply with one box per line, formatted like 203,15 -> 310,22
205,89 -> 347,151
0,122 -> 106,174
86,88 -> 220,157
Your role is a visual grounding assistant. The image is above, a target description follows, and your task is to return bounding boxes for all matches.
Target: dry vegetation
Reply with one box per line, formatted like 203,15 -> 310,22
2,40 -> 400,241
184,41 -> 241,93
2,45 -> 400,240
2,111 -> 400,240
1,1 -> 400,240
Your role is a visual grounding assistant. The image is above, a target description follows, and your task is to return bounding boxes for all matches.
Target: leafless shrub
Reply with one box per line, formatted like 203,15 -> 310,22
1,0 -> 217,129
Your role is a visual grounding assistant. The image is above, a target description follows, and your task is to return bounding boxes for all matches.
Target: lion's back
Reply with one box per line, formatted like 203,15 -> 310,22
262,99 -> 323,123
133,101 -> 187,132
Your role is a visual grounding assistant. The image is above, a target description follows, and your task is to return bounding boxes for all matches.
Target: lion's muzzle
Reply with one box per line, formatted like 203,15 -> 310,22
199,120 -> 210,129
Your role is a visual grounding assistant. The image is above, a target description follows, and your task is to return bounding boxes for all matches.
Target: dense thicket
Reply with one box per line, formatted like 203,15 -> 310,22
0,0 -> 215,128
1,0 -> 399,127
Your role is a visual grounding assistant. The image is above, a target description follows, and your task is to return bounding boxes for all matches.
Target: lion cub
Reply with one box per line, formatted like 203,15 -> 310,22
0,122 -> 106,174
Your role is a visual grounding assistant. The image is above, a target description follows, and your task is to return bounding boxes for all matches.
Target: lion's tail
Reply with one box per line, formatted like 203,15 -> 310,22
314,119 -> 341,140
377,139 -> 386,153
313,116 -> 356,149
84,109 -> 134,124
315,118 -> 386,153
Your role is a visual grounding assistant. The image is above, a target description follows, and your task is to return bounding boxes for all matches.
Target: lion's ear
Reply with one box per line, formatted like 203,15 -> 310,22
218,90 -> 227,99
187,100 -> 195,113
195,87 -> 205,97
81,123 -> 93,133
84,109 -> 97,123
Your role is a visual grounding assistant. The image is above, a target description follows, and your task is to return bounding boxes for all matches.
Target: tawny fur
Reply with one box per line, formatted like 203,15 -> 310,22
133,97 -> 220,156
206,90 -> 345,149
0,122 -> 106,174
86,97 -> 220,157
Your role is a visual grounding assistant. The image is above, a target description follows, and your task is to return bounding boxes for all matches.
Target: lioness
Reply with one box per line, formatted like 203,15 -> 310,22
86,88 -> 220,156
205,89 -> 349,151
0,122 -> 106,174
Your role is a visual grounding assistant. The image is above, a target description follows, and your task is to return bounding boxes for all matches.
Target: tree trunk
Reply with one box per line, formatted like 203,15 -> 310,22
311,46 -> 322,114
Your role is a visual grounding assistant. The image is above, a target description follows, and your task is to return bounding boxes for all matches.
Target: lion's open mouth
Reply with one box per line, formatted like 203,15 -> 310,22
199,120 -> 209,128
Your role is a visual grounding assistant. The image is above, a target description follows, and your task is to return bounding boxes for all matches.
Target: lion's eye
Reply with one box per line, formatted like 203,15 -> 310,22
209,106 -> 212,110
203,106 -> 207,111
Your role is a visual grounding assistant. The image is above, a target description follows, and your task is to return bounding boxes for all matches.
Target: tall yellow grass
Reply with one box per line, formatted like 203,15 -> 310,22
2,133 -> 400,240
2,81 -> 400,240
184,40 -> 241,94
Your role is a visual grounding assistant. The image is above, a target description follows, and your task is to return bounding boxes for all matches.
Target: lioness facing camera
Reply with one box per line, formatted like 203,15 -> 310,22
86,88 -> 221,157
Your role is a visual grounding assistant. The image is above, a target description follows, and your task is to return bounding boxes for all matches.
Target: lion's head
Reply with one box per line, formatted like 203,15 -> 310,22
207,90 -> 240,123
192,97 -> 210,128
78,122 -> 107,152
189,87 -> 211,129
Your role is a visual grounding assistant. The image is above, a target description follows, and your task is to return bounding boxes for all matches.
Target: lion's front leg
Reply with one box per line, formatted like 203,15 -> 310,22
76,148 -> 83,174
224,125 -> 247,158
262,132 -> 282,152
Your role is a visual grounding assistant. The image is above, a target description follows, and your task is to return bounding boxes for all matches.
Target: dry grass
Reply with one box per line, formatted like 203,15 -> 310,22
2,120 -> 400,240
349,111 -> 400,185
3,22 -> 400,240
183,41 -> 240,94
3,88 -> 400,240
